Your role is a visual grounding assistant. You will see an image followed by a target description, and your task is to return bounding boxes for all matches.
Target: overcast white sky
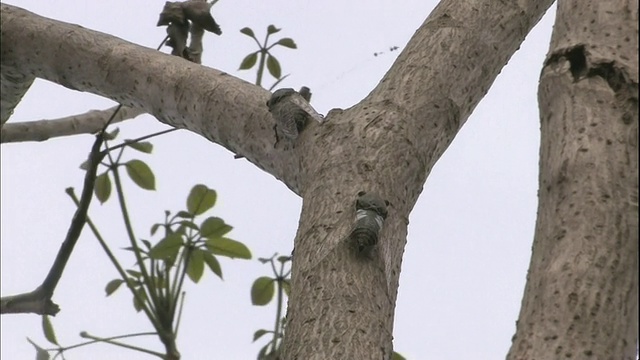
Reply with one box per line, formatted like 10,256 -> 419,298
1,1 -> 557,359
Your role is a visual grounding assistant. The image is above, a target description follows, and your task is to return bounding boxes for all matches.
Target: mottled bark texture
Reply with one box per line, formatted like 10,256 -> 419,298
283,1 -> 554,358
9,0 -> 626,359
508,1 -> 638,359
1,3 -> 311,193
0,67 -> 34,124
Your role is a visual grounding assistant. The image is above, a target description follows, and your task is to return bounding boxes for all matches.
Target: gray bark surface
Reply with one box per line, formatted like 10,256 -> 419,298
6,1 -> 635,359
508,1 -> 638,359
0,105 -> 146,142
281,0 -> 554,357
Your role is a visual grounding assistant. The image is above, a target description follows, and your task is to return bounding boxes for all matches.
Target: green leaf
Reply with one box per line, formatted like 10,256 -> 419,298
276,38 -> 297,49
266,25 -> 281,35
252,329 -> 270,342
132,288 -> 147,312
125,277 -> 140,288
239,52 -> 258,70
257,257 -> 270,264
186,184 -> 217,215
105,279 -> 124,296
202,251 -> 223,279
206,237 -> 251,259
94,172 -> 112,204
251,276 -> 275,305
277,255 -> 292,263
391,352 -> 407,360
104,127 -> 120,140
281,279 -> 291,297
180,220 -> 199,232
239,27 -> 255,38
174,224 -> 188,236
124,160 -> 156,190
150,224 -> 161,236
42,315 -> 58,346
149,233 -> 184,260
186,248 -> 205,283
125,140 -> 153,154
27,338 -> 50,360
200,217 -> 232,239
175,211 -> 194,219
141,239 -> 152,250
257,344 -> 269,360
266,54 -> 282,79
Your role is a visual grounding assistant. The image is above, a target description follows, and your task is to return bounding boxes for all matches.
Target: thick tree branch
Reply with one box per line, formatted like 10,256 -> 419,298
0,4 -> 302,194
290,0 -> 556,319
369,0 -> 552,124
0,66 -> 35,124
0,105 -> 146,143
283,0 -> 556,358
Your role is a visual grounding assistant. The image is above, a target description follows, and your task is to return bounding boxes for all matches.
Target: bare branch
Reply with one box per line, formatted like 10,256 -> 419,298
1,128 -> 106,315
0,105 -> 146,143
0,292 -> 60,316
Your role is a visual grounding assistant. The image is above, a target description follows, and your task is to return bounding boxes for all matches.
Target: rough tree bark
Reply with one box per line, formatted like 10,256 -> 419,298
508,1 -> 639,359
1,0 -> 635,359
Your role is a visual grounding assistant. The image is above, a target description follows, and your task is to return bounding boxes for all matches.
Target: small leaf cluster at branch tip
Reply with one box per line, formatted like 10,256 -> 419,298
80,128 -> 157,204
252,253 -> 292,359
239,25 -> 297,87
157,0 -> 222,63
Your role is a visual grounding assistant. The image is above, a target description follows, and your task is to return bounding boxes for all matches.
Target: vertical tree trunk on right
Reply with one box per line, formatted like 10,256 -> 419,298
509,1 -> 638,359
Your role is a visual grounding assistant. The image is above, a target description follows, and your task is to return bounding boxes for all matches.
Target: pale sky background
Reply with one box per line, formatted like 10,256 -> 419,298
1,1 -> 557,359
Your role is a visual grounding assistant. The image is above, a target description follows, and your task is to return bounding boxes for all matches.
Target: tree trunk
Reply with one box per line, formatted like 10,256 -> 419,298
508,1 -> 639,359
9,1 -> 635,359
280,1 -> 554,358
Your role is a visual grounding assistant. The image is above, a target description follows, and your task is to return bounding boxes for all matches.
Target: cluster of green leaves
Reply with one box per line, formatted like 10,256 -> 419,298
29,127 -> 254,359
239,25 -> 297,88
105,183 -> 251,311
91,128 -> 251,340
251,254 -> 292,359
81,128 -> 156,203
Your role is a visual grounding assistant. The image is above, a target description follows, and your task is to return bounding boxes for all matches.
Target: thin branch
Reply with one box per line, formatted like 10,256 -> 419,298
173,292 -> 186,336
79,332 -> 166,359
0,132 -> 106,315
110,166 -> 159,314
0,105 -> 146,143
49,331 -> 157,353
103,128 -> 179,154
65,188 -> 162,331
